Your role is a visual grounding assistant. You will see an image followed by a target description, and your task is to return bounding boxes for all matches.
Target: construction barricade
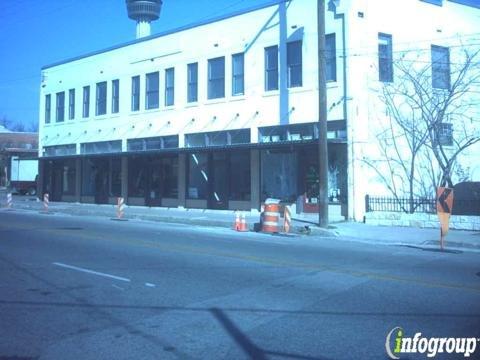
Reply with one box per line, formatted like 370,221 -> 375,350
117,197 -> 125,219
6,193 -> 12,209
43,193 -> 49,212
261,199 -> 280,233
283,205 -> 292,233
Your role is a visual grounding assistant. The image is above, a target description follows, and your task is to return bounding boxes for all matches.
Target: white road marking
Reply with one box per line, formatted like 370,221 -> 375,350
145,282 -> 156,287
52,262 -> 131,283
112,284 -> 125,291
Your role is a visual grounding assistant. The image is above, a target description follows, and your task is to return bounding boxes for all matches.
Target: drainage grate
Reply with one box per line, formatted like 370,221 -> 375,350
56,227 -> 84,231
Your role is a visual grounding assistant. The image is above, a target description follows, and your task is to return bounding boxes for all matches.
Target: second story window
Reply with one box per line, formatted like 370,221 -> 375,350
208,57 -> 225,99
146,71 -> 159,109
432,45 -> 450,89
45,94 -> 51,124
232,53 -> 244,96
187,63 -> 198,103
265,45 -> 278,91
82,86 -> 90,118
131,75 -> 140,111
287,41 -> 302,87
112,79 -> 119,114
326,34 -> 337,82
96,81 -> 107,116
165,68 -> 175,106
56,92 -> 65,123
379,33 -> 393,82
68,89 -> 75,120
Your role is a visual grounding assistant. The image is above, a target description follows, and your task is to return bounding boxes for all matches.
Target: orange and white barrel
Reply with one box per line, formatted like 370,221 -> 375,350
262,204 -> 280,233
43,193 -> 49,212
284,205 -> 292,233
117,197 -> 125,219
6,193 -> 12,208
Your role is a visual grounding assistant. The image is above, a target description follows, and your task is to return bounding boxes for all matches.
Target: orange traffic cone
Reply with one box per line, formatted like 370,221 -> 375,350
238,213 -> 248,232
234,211 -> 241,231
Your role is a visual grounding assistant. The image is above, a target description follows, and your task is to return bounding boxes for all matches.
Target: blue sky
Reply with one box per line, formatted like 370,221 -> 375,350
0,0 -> 479,130
0,0 -> 269,129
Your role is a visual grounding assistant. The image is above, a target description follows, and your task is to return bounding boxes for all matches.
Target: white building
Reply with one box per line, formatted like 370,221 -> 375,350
38,0 -> 480,221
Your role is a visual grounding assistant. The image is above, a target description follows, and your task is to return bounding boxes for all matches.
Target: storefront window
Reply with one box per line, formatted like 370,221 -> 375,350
261,150 -> 297,202
187,153 -> 208,199
110,158 -> 121,197
128,157 -> 147,197
162,157 -> 178,198
81,159 -> 96,196
230,151 -> 250,201
62,159 -> 76,195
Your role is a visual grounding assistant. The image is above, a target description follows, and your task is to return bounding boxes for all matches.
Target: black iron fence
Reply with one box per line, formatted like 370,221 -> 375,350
365,195 -> 436,214
365,195 -> 480,215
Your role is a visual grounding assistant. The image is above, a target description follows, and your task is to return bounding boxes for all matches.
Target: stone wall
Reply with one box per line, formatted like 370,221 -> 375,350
365,211 -> 480,231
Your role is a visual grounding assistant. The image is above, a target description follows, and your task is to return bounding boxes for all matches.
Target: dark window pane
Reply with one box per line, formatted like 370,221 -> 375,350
265,46 -> 278,90
96,82 -> 107,116
112,79 -> 119,113
165,68 -> 174,106
56,92 -> 65,122
326,34 -> 337,82
146,72 -> 159,109
68,89 -> 75,120
208,57 -> 225,99
45,94 -> 51,124
83,86 -> 90,118
232,53 -> 244,95
187,62 -> 198,103
287,41 -> 302,87
131,76 -> 140,111
162,157 -> 178,198
432,45 -> 450,89
379,33 -> 393,82
128,157 -> 147,197
229,151 -> 250,201
187,153 -> 208,199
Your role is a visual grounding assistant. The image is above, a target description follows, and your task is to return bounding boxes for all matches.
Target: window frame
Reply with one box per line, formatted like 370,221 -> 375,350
68,89 -> 75,120
265,45 -> 279,91
232,53 -> 245,96
287,40 -> 303,88
56,91 -> 65,123
208,57 -> 225,100
325,34 -> 337,82
45,94 -> 51,124
82,86 -> 90,118
431,45 -> 450,90
112,79 -> 119,114
378,33 -> 393,82
131,75 -> 140,112
95,81 -> 107,116
187,62 -> 198,103
165,67 -> 175,106
145,71 -> 159,110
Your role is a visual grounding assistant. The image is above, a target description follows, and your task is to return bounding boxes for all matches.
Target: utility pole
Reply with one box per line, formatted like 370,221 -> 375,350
317,0 -> 329,227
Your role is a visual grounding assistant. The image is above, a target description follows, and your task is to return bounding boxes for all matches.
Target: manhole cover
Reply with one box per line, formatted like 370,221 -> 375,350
477,272 -> 480,277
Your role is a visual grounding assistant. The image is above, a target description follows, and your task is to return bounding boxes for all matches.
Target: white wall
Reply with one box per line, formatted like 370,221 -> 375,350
344,0 -> 480,220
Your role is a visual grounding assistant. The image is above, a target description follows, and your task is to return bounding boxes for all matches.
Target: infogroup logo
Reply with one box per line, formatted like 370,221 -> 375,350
385,327 -> 479,359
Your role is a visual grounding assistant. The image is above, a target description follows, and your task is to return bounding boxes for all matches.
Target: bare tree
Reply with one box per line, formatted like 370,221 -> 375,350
367,45 -> 480,212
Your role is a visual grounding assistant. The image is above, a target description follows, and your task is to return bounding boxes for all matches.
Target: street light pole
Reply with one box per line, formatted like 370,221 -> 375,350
317,0 -> 329,227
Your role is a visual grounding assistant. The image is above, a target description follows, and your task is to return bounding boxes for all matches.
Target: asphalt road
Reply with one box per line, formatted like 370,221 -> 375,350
0,211 -> 479,360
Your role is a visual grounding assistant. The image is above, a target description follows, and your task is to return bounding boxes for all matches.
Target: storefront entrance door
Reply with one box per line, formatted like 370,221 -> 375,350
209,153 -> 228,209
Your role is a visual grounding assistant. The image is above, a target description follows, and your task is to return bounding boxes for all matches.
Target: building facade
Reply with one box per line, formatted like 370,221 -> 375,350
38,0 -> 480,221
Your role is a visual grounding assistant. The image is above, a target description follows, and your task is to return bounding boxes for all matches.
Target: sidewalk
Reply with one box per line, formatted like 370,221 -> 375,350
1,195 -> 479,252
